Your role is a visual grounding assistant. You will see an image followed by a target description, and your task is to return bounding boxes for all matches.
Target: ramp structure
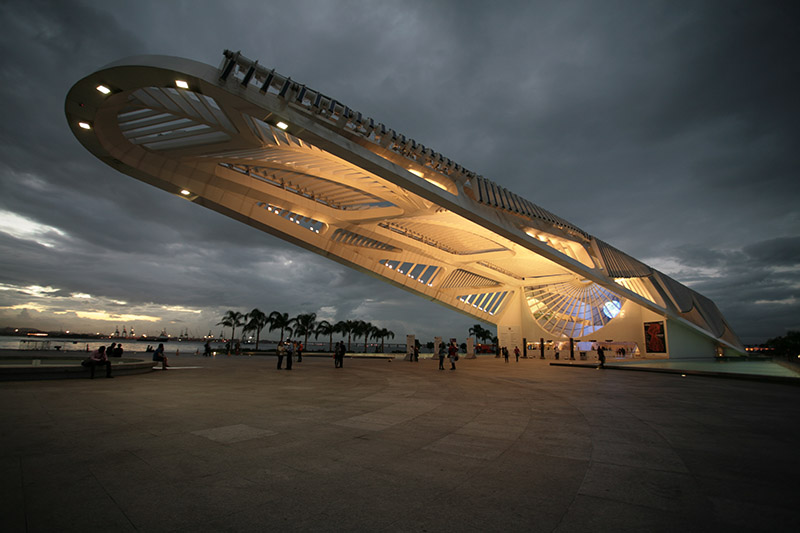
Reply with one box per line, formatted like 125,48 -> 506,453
65,50 -> 744,358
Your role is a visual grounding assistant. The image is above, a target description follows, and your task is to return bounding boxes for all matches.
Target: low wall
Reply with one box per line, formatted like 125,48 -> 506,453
0,350 -> 154,381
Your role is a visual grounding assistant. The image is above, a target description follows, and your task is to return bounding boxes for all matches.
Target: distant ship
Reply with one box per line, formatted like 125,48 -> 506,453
137,329 -> 170,342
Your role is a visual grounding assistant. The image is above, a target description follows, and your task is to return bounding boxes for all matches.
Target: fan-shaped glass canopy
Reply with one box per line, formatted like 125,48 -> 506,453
525,280 -> 625,338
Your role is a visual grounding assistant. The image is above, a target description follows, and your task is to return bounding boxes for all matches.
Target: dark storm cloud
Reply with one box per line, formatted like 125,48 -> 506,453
0,0 -> 797,343
743,237 -> 800,266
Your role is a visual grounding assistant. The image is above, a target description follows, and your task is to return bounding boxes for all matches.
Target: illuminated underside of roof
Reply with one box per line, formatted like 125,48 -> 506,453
65,50 -> 743,353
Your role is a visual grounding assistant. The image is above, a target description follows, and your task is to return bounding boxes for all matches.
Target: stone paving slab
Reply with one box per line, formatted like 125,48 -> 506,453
1,354 -> 799,531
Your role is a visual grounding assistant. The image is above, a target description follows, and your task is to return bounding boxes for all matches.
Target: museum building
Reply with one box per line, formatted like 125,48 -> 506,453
66,50 -> 744,359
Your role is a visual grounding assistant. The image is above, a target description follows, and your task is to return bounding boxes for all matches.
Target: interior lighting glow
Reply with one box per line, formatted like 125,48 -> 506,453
96,85 -> 111,94
175,80 -> 189,89
425,178 -> 450,191
180,189 -> 191,195
78,121 -> 91,130
276,121 -> 289,130
408,169 -> 424,178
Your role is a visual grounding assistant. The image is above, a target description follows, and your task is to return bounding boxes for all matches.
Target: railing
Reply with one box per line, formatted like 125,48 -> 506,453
218,50 -> 476,183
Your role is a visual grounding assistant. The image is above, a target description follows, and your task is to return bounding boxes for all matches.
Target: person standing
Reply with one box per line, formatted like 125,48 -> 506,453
204,341 -> 211,357
285,340 -> 294,370
297,341 -> 303,363
413,344 -> 419,362
334,341 -> 344,368
438,342 -> 445,370
597,345 -> 606,369
514,346 -> 520,362
503,346 -> 509,363
277,341 -> 286,369
85,345 -> 112,378
152,343 -> 168,370
447,341 -> 458,370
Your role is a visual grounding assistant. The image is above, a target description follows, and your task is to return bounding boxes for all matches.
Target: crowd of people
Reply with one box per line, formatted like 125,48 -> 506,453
83,336 -> 611,379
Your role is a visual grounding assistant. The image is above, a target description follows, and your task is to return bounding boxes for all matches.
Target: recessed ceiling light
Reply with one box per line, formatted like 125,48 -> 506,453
175,80 -> 189,89
180,189 -> 191,195
78,121 -> 92,130
96,85 -> 111,95
276,121 -> 288,130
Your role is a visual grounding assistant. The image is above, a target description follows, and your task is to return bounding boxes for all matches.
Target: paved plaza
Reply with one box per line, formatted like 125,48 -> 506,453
1,354 -> 799,532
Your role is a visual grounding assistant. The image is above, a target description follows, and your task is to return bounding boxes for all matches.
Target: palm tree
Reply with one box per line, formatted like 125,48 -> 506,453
315,320 -> 334,351
289,313 -> 317,350
352,320 -> 373,353
334,320 -> 357,352
243,308 -> 268,350
268,311 -> 293,343
217,310 -> 245,341
469,323 -> 492,347
373,327 -> 395,353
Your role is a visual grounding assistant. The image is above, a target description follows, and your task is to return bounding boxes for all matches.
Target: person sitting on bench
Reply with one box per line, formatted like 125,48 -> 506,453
152,343 -> 169,370
84,346 -> 112,379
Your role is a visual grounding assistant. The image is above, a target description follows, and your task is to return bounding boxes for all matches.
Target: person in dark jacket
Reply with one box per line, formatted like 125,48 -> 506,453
85,346 -> 112,378
152,343 -> 169,370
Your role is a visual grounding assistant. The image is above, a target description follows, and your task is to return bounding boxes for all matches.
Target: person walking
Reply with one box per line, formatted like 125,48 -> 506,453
413,344 -> 419,362
204,341 -> 211,357
514,346 -> 520,362
597,345 -> 606,369
438,342 -> 445,370
297,341 -> 303,363
447,341 -> 458,370
84,345 -> 112,378
152,343 -> 168,370
503,346 -> 509,363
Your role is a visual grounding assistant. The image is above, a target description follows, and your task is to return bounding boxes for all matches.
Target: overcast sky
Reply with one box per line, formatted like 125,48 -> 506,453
0,0 -> 797,345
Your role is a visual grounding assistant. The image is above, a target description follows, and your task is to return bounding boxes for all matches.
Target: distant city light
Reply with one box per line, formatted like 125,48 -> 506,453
96,85 -> 111,95
175,80 -> 189,89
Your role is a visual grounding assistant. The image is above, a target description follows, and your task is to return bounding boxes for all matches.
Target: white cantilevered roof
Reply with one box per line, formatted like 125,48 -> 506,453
65,50 -> 743,352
